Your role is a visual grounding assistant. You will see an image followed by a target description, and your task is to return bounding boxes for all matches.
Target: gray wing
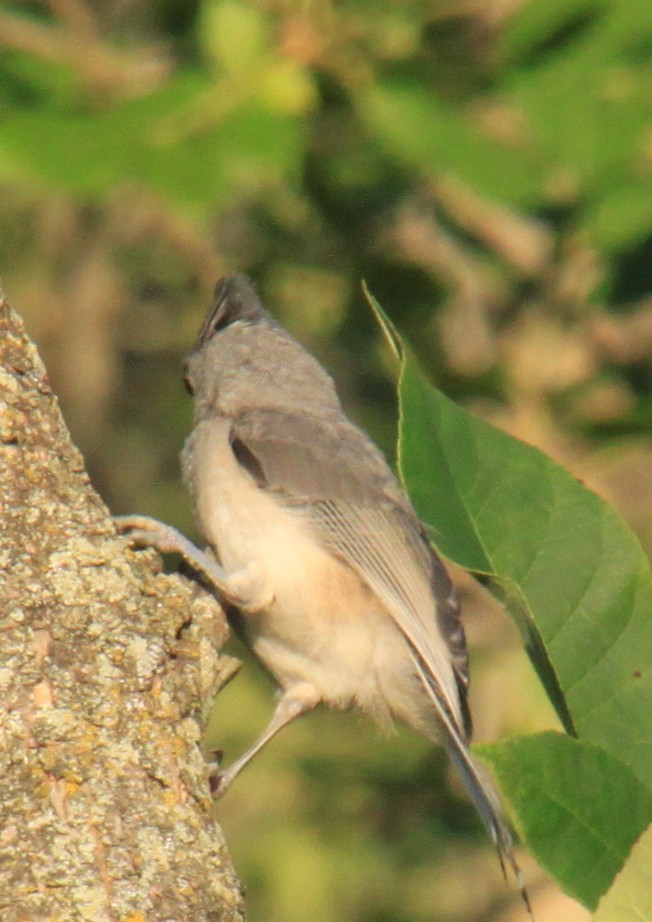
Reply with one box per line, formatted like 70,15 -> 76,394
229,408 -> 526,886
229,407 -> 470,735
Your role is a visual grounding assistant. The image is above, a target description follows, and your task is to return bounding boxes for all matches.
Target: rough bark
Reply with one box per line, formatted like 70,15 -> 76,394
0,293 -> 245,921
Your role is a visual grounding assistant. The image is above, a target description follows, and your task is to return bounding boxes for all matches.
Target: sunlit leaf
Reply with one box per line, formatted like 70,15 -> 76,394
200,0 -> 267,76
366,286 -> 652,790
367,284 -> 652,907
592,823 -> 652,921
583,183 -> 652,251
479,733 -> 652,910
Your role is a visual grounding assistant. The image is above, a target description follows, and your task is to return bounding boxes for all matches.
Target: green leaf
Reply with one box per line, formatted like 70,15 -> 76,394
593,823 -> 652,921
361,78 -> 545,207
199,0 -> 268,76
365,286 -> 652,791
498,0 -> 601,64
506,53 -> 649,200
479,733 -> 652,910
582,182 -> 652,251
0,72 -> 304,209
501,0 -> 652,205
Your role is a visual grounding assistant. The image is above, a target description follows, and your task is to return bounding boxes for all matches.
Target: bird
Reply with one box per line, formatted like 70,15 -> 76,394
117,273 -> 529,912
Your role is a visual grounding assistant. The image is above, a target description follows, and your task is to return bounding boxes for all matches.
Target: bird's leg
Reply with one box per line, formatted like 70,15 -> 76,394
212,682 -> 321,797
115,514 -> 272,610
117,515 -> 314,795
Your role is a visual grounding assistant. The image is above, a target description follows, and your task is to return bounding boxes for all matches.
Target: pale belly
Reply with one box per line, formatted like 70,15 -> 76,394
184,416 -> 429,731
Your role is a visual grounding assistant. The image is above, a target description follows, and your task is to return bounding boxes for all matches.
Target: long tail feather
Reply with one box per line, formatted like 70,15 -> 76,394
445,737 -> 533,918
411,652 -> 534,918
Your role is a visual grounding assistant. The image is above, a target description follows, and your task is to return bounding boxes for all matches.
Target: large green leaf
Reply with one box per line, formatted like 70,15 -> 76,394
478,733 -> 652,910
366,286 -> 652,907
366,285 -> 652,790
593,823 -> 652,921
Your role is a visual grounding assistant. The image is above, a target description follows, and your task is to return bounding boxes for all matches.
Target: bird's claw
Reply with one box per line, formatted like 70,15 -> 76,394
115,515 -> 185,555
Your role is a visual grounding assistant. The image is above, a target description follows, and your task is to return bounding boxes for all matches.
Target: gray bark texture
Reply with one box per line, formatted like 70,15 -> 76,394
0,293 -> 246,922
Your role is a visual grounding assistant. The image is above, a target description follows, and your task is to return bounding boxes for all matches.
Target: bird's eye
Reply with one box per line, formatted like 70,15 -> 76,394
182,361 -> 194,395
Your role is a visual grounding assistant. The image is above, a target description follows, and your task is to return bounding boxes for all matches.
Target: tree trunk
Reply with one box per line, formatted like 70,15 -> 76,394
0,292 -> 245,921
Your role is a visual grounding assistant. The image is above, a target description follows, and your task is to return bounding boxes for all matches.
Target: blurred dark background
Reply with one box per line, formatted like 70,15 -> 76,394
3,1 -> 651,919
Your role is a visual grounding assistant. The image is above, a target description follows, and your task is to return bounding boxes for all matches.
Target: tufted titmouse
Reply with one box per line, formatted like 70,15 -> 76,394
118,275 -> 528,906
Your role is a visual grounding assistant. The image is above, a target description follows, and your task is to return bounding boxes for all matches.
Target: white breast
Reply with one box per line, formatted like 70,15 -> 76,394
183,416 -> 422,727
187,417 -> 319,579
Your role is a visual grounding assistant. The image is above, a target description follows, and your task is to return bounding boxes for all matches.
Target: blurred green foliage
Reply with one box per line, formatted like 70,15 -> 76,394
2,1 -> 652,920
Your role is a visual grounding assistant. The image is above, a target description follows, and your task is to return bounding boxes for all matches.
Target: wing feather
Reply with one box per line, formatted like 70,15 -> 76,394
229,408 -> 527,896
230,408 -> 468,731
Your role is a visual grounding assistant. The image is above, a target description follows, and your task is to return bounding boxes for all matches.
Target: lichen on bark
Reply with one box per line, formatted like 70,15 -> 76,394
0,293 -> 245,921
